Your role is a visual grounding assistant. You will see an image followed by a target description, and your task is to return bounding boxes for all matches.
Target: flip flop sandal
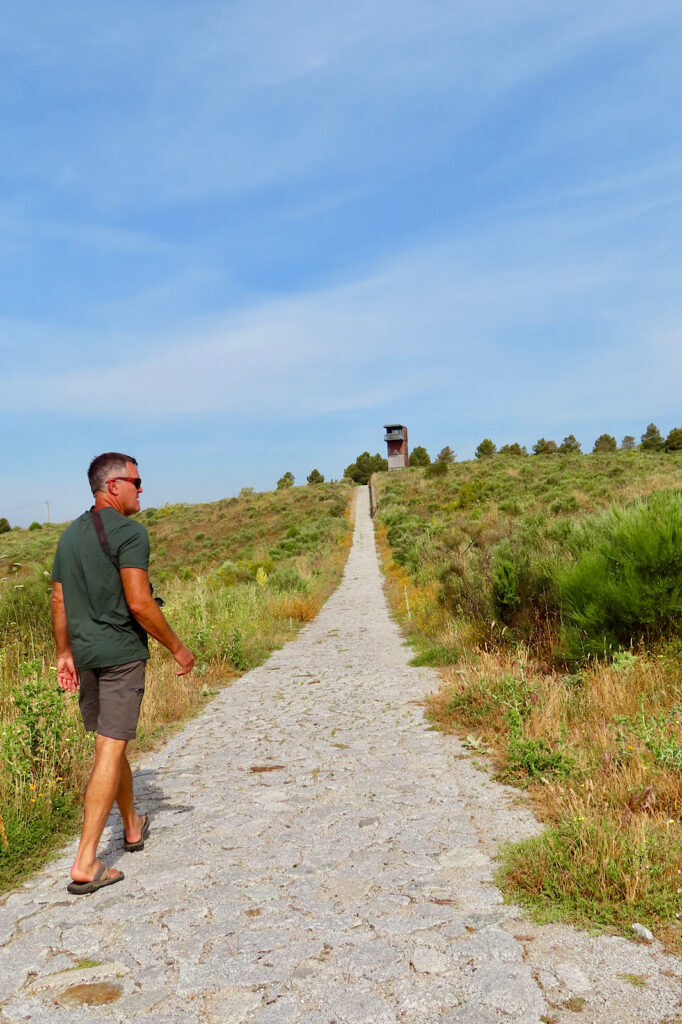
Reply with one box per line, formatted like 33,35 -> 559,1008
67,862 -> 124,895
123,812 -> 150,852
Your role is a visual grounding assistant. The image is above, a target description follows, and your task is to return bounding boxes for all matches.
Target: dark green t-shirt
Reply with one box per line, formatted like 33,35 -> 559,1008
52,508 -> 150,671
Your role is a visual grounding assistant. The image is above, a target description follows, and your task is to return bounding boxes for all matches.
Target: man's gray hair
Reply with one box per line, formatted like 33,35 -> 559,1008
88,452 -> 138,496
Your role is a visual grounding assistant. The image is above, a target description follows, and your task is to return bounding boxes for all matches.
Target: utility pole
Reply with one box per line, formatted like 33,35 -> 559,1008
46,500 -> 50,524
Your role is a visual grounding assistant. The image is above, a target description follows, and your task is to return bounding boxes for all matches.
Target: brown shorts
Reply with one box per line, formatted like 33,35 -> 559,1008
78,660 -> 146,741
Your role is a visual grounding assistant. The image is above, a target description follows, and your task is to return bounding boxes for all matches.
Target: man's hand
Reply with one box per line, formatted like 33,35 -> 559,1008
52,582 -> 77,693
173,644 -> 195,676
57,654 -> 79,693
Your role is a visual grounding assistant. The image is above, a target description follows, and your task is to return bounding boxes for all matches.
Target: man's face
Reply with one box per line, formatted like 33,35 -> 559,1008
120,461 -> 143,516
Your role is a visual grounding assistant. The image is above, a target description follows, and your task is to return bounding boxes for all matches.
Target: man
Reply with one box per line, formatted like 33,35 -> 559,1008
51,452 -> 194,894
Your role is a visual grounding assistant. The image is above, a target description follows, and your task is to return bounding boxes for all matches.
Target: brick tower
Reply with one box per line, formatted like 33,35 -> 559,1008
383,424 -> 409,470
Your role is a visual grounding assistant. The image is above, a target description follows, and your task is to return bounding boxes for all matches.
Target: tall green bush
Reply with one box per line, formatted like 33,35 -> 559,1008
558,490 -> 682,659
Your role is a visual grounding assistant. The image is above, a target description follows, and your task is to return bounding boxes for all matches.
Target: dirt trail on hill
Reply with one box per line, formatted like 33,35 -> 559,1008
1,487 -> 680,1023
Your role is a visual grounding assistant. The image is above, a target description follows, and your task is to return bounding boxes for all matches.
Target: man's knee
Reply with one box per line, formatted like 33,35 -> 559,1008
94,734 -> 128,763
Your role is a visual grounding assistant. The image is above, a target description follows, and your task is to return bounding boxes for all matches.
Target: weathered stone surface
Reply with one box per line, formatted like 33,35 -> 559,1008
438,848 -> 490,870
410,947 -> 455,974
0,488 -> 680,1024
202,985 -> 263,1022
554,960 -> 592,993
463,963 -> 546,1016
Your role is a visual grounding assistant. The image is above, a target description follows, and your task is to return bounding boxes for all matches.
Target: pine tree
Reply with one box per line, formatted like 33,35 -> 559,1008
559,435 -> 582,454
277,471 -> 295,489
408,446 -> 431,467
663,427 -> 682,452
436,446 -> 456,464
499,442 -> 527,456
621,436 -> 636,450
640,423 -> 663,451
307,469 -> 325,484
593,433 -> 617,453
475,439 -> 496,459
532,438 -> 559,455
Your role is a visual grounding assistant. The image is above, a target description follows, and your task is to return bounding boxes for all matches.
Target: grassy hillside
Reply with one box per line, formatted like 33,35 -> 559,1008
375,452 -> 682,950
0,482 -> 352,890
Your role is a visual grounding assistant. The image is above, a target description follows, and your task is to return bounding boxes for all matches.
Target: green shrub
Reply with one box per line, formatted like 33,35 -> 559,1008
558,490 -> 682,660
439,553 -> 492,621
445,672 -> 534,727
425,460 -> 449,479
2,673 -> 82,783
505,708 -> 574,781
490,539 -> 520,617
28,522 -> 42,531
269,567 -> 310,594
222,628 -> 248,671
455,480 -> 482,507
0,517 -> 10,534
550,495 -> 580,515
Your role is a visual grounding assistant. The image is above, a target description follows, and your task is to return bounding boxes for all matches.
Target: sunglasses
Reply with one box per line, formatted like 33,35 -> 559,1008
108,476 -> 142,489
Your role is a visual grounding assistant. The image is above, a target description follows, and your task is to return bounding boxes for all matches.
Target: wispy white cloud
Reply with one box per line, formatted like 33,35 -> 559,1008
3,218 -> 681,426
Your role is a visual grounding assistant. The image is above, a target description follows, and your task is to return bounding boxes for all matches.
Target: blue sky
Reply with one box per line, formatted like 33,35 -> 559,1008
2,0 -> 682,525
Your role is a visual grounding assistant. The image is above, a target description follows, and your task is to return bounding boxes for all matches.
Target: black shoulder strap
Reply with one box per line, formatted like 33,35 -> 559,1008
91,508 -> 117,566
90,509 -> 162,604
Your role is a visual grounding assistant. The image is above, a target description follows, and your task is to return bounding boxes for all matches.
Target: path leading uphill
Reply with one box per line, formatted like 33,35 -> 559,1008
0,488 -> 680,1023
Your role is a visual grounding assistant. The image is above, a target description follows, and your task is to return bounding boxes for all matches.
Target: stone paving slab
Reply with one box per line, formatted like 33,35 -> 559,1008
0,487 -> 680,1022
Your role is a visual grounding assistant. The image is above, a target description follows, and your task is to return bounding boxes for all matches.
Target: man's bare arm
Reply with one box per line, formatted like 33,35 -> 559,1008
120,568 -> 194,675
51,582 -> 79,693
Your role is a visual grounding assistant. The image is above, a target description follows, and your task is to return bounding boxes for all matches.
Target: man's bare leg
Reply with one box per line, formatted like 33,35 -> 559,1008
70,735 -> 127,883
116,753 -> 144,844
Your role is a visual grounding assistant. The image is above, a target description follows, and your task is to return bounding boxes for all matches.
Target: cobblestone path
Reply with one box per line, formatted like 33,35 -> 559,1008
1,488 -> 680,1023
